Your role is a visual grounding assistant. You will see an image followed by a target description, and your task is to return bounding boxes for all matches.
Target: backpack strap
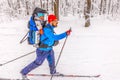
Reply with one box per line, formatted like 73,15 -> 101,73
38,25 -> 53,48
38,24 -> 57,48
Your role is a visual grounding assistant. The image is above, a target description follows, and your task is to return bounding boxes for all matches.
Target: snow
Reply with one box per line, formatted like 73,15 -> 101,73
0,15 -> 120,80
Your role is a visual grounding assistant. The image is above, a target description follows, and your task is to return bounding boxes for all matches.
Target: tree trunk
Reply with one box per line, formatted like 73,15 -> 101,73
26,1 -> 29,15
47,0 -> 48,11
7,0 -> 14,16
108,0 -> 111,14
91,0 -> 94,17
7,0 -> 11,8
54,0 -> 59,20
111,2 -> 114,17
100,0 -> 103,15
103,0 -> 106,14
43,3 -> 45,9
40,0 -> 42,8
51,0 -> 54,12
91,0 -> 94,11
116,0 -> 120,14
33,1 -> 35,10
84,0 -> 91,27
17,0 -> 21,14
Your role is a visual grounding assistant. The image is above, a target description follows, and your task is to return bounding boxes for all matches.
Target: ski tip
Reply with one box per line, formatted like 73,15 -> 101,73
95,75 -> 101,77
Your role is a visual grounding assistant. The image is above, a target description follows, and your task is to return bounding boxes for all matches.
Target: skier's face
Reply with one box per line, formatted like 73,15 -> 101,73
39,16 -> 44,21
52,19 -> 58,27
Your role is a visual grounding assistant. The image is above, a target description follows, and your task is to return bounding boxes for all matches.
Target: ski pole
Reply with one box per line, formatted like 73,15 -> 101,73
20,31 -> 29,44
0,50 -> 36,66
50,36 -> 69,80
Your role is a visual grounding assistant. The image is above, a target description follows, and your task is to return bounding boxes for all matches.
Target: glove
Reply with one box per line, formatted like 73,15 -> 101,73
39,29 -> 43,35
54,41 -> 59,46
66,29 -> 71,36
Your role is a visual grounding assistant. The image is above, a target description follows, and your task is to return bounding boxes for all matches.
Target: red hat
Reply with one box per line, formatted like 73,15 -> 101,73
48,14 -> 57,23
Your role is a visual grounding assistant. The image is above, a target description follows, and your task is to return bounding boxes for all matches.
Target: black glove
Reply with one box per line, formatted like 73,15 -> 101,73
54,41 -> 59,46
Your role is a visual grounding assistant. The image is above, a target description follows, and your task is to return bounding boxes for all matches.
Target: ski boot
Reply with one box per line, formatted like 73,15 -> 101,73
21,74 -> 29,80
51,72 -> 64,76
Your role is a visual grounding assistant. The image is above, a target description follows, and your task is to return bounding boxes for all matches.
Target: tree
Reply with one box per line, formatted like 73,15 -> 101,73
40,0 -> 42,8
54,0 -> 59,20
25,0 -> 29,15
84,0 -> 91,27
103,0 -> 107,14
108,0 -> 112,14
47,0 -> 48,11
100,0 -> 103,15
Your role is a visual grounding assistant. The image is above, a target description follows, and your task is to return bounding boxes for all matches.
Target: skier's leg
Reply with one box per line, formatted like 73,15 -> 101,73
47,49 -> 56,74
21,49 -> 49,75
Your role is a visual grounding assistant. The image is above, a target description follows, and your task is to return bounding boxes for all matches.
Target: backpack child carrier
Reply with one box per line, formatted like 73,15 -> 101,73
27,7 -> 47,45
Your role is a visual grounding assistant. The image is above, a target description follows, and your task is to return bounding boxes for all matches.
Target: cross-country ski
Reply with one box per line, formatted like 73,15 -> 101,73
28,74 -> 100,78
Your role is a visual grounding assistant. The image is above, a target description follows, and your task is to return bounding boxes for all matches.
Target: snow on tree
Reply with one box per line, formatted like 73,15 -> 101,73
0,0 -> 120,23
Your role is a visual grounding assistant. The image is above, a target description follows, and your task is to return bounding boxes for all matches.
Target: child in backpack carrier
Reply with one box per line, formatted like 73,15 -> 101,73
28,7 -> 47,47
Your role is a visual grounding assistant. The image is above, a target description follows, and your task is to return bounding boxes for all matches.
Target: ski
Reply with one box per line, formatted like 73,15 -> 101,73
0,78 -> 30,80
28,74 -> 100,78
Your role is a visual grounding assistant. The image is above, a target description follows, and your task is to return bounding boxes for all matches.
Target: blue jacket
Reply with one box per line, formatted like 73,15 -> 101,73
29,17 -> 38,31
38,24 -> 67,51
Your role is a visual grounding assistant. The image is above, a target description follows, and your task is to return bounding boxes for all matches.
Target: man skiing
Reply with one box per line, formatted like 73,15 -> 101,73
28,7 -> 47,46
20,14 -> 71,79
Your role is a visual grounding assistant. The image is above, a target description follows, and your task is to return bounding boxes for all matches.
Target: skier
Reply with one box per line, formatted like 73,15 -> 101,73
20,14 -> 71,79
27,7 -> 47,46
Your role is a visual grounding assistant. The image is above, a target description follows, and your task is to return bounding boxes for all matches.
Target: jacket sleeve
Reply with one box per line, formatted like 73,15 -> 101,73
44,28 -> 67,41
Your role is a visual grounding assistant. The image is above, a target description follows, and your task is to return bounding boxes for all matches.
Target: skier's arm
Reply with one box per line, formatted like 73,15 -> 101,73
44,28 -> 67,41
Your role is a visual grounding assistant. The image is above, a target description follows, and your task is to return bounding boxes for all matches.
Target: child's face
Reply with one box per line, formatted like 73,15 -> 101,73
39,16 -> 44,21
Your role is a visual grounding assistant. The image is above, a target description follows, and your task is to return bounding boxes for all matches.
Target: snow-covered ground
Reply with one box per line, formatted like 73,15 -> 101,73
0,15 -> 120,80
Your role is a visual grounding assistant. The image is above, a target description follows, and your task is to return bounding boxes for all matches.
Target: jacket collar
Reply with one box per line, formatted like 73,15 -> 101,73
46,24 -> 55,33
46,23 -> 54,29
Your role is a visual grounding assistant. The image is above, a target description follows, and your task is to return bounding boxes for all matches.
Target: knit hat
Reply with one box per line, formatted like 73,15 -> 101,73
37,13 -> 44,17
48,14 -> 57,23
